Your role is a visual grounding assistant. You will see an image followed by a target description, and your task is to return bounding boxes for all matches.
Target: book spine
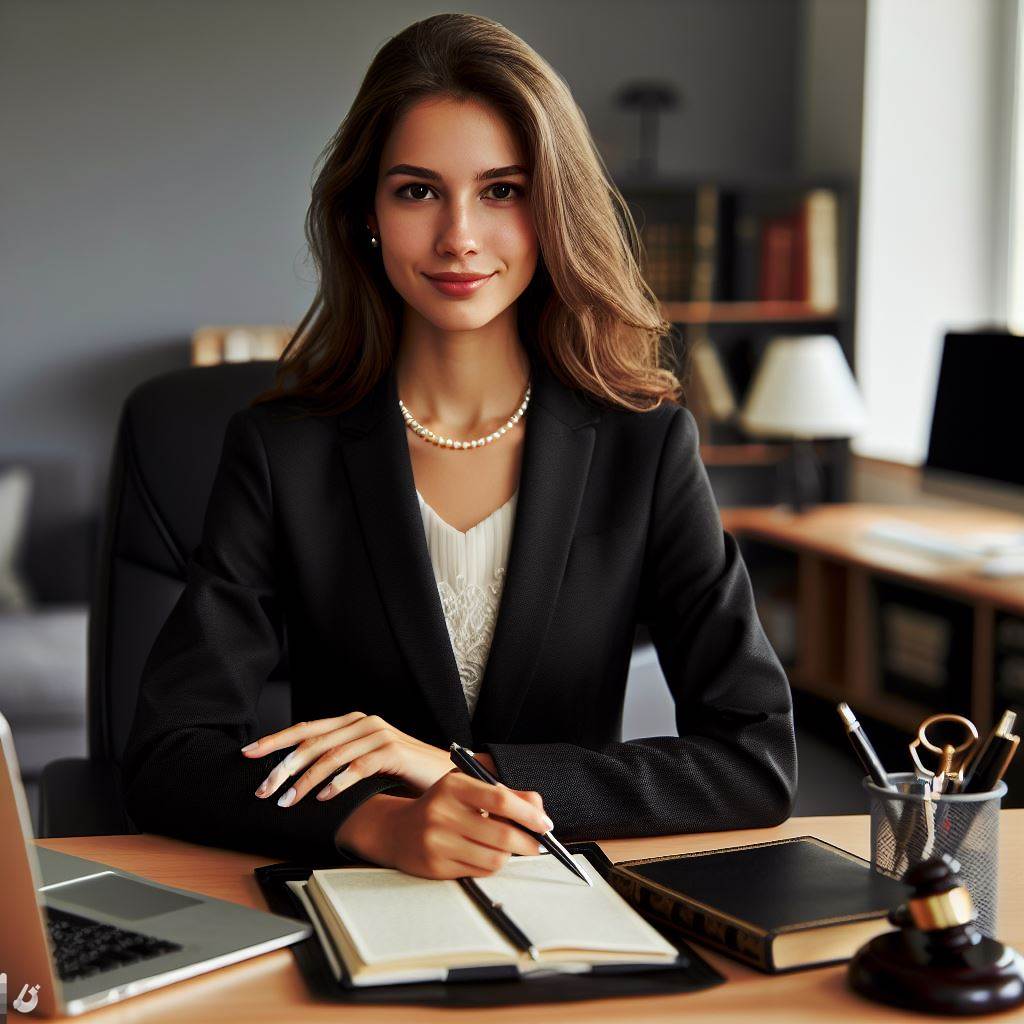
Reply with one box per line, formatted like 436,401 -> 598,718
790,207 -> 808,303
805,189 -> 839,312
690,339 -> 736,421
690,185 -> 719,303
758,216 -> 794,301
608,869 -> 771,971
734,210 -> 761,302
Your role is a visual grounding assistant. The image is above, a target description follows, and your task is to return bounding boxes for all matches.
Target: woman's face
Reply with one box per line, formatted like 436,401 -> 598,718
371,95 -> 539,334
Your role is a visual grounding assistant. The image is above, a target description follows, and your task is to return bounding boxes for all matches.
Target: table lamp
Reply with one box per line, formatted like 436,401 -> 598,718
739,335 -> 866,511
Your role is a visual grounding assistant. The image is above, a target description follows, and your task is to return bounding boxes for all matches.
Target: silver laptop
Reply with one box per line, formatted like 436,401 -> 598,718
0,711 -> 312,1017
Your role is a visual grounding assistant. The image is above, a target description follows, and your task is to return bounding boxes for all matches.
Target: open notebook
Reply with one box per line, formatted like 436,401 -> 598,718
286,853 -> 679,987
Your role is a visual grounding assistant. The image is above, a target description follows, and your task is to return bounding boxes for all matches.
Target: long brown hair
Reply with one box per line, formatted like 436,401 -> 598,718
253,12 -> 682,415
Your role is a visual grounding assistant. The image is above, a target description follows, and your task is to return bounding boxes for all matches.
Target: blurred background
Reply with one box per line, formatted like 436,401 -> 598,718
2,0 -> 1022,838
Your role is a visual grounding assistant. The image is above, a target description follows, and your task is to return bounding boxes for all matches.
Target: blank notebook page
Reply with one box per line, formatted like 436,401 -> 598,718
475,854 -> 677,956
312,869 -> 511,965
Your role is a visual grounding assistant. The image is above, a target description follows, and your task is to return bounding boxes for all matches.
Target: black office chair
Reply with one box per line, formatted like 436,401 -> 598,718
39,362 -> 292,837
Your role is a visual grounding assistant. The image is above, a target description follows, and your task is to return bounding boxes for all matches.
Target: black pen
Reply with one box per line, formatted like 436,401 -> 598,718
837,703 -> 914,872
837,702 -> 896,790
448,741 -> 593,886
457,877 -> 539,961
960,710 -> 1020,794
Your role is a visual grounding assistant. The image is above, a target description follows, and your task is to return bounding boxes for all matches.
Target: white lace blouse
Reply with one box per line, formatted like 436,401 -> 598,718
415,488 -> 518,717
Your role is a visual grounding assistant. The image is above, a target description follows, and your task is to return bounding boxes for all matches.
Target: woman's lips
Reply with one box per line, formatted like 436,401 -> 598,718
423,272 -> 495,297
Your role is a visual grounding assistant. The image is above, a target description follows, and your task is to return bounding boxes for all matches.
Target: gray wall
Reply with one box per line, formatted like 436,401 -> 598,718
1,0 -> 801,530
796,0 -> 866,179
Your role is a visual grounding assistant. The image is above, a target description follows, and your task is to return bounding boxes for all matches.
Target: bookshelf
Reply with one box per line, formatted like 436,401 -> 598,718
619,174 -> 858,506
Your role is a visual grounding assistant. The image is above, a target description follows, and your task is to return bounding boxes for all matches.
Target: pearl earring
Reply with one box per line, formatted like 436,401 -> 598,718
368,230 -> 379,248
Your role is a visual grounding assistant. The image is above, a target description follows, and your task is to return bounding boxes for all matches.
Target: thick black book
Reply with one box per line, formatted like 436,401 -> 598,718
608,836 -> 912,973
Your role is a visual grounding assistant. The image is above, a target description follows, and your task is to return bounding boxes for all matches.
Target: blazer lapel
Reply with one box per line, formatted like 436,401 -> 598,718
470,355 -> 599,744
336,351 -> 600,749
337,367 -> 474,746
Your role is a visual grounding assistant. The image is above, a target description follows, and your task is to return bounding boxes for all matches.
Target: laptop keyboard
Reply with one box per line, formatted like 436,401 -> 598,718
44,906 -> 183,982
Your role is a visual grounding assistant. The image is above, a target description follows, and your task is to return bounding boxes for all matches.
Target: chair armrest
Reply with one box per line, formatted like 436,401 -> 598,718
39,758 -> 139,838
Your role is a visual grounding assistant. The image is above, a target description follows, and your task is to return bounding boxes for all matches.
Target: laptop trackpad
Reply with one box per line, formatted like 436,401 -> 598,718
47,872 -> 202,921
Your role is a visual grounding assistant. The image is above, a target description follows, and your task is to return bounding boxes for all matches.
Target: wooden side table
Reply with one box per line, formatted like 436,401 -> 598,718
721,504 -> 1024,733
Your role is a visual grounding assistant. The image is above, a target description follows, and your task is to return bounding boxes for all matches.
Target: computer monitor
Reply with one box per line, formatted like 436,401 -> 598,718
923,330 -> 1024,515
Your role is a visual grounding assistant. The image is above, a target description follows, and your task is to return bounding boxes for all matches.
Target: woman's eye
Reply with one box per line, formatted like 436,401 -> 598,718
485,183 -> 523,202
397,183 -> 435,201
395,182 -> 523,202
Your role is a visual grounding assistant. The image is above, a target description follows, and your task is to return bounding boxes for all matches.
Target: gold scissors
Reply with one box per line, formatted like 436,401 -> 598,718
909,713 -> 979,794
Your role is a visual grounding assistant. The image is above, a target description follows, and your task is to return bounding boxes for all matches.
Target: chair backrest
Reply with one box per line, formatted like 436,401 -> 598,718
89,362 -> 292,765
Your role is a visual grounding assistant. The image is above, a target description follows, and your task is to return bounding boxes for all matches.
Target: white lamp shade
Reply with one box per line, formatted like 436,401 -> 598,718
739,335 -> 866,440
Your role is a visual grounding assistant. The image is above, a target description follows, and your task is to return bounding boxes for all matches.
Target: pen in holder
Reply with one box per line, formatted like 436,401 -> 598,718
863,773 -> 1006,937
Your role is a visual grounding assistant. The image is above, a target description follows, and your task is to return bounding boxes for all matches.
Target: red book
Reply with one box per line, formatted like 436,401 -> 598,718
790,209 -> 808,302
758,216 -> 795,301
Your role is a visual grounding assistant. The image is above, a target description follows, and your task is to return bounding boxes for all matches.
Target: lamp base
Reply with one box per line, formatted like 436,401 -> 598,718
782,440 -> 823,512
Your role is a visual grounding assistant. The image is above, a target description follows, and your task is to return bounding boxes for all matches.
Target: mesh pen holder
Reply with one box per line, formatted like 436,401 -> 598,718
864,772 -> 1006,937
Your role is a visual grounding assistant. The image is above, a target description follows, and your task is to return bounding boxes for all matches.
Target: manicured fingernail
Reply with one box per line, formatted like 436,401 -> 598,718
241,742 -> 259,753
541,816 -> 554,832
255,781 -> 269,797
277,787 -> 296,808
316,785 -> 332,801
537,843 -> 546,855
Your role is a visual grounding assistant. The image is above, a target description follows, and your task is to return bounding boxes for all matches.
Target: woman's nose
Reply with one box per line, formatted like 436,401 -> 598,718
435,201 -> 480,258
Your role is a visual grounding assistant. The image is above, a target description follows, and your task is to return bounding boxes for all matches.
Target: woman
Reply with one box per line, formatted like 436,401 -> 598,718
121,13 -> 797,878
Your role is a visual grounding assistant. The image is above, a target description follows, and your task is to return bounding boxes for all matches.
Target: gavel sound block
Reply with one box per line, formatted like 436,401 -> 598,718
848,855 -> 1024,1015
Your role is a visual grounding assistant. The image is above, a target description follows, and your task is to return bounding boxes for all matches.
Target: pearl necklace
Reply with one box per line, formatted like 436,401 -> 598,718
399,381 -> 531,450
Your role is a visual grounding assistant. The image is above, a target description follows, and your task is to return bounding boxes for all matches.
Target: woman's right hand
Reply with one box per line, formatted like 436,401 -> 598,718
335,771 -> 554,878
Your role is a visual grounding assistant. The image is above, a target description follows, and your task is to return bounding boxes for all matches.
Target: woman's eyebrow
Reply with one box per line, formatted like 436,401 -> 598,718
384,163 -> 530,181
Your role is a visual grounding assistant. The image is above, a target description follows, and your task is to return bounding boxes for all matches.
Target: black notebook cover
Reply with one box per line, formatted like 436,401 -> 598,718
254,841 -> 724,1008
611,836 -> 913,972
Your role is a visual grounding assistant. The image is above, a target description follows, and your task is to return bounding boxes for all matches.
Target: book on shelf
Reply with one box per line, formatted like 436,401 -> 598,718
191,325 -> 292,366
803,189 -> 839,311
690,184 -> 719,304
677,187 -> 731,433
758,214 -> 798,302
620,180 -> 840,313
882,648 -> 947,689
884,606 -> 952,651
688,336 -> 737,422
287,852 -> 681,987
754,190 -> 837,309
733,208 -> 761,303
641,221 -> 695,301
874,580 -> 974,713
880,604 -> 953,690
884,607 -> 952,662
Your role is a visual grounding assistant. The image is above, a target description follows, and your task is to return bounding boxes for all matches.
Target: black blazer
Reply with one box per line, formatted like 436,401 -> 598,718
121,350 -> 797,864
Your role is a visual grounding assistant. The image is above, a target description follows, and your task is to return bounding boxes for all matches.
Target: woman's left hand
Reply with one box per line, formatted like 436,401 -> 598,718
242,712 -> 454,808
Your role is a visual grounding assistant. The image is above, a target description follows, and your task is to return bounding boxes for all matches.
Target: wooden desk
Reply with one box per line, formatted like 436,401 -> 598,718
720,504 -> 1024,615
720,504 -> 1024,731
35,812 -> 1024,1023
